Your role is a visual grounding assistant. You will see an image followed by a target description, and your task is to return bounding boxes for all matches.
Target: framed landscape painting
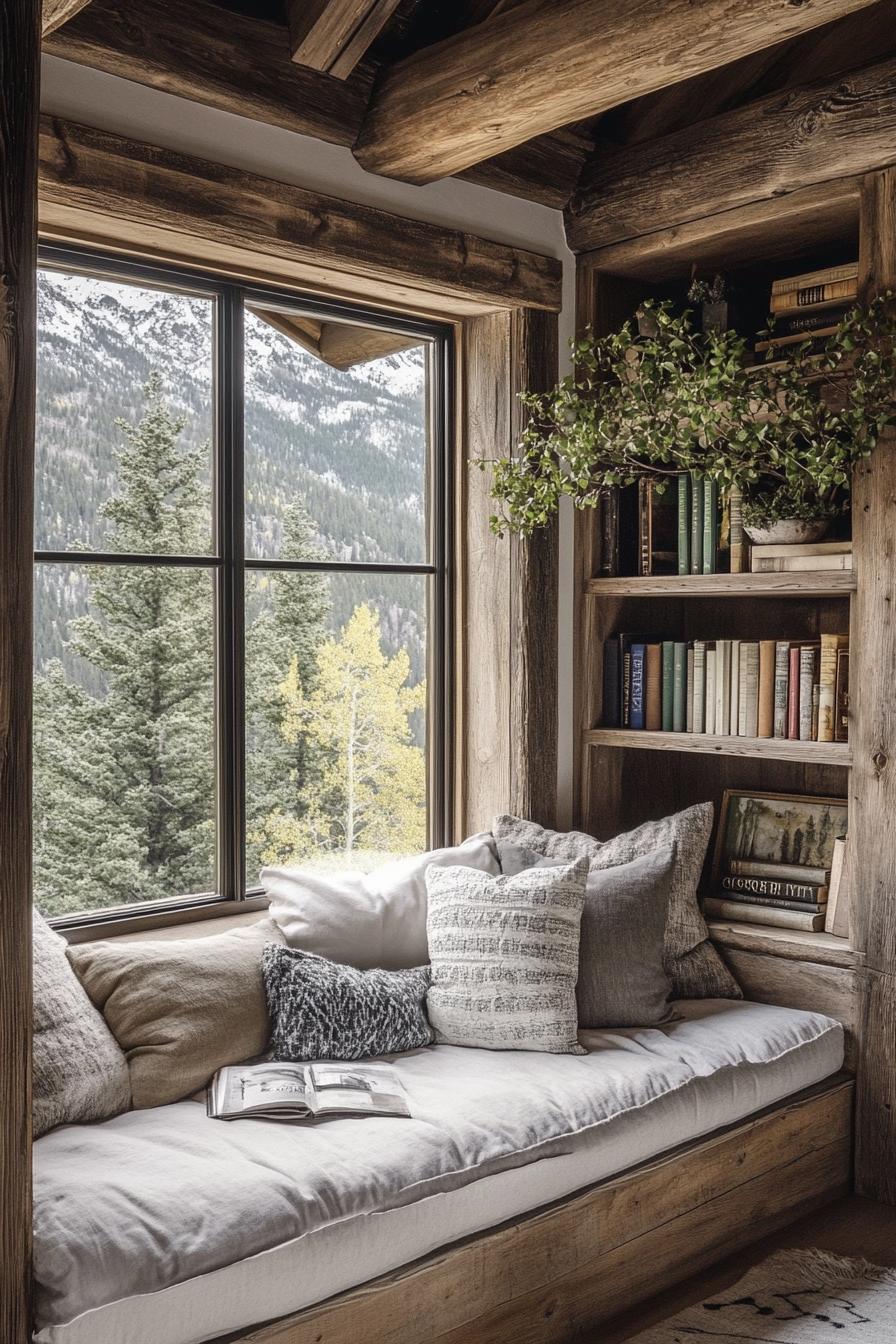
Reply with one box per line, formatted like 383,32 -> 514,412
712,790 -> 848,882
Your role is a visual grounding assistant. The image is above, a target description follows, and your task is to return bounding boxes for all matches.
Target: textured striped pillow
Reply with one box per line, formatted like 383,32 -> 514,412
425,860 -> 587,1054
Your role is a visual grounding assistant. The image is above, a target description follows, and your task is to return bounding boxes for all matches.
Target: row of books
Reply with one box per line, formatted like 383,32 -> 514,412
705,837 -> 850,935
757,261 -> 857,354
598,474 -> 733,578
602,633 -> 849,742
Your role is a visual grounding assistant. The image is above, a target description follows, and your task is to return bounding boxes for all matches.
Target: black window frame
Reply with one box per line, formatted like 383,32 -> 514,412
36,244 -> 455,934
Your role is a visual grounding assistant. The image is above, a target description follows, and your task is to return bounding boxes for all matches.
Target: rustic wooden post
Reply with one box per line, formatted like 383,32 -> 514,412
0,2 -> 39,1337
852,166 -> 896,1203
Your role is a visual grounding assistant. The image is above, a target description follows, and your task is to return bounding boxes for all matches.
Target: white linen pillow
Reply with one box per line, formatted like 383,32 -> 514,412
262,833 -> 499,970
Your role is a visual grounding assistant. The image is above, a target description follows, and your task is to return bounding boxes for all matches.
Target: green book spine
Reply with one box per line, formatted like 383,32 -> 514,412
689,472 -> 703,575
672,642 -> 687,732
702,478 -> 719,574
661,641 -> 675,732
677,474 -> 690,575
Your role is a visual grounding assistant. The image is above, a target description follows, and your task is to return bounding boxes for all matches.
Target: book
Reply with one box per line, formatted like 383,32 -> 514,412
208,1062 -> 411,1122
825,835 -> 850,939
619,632 -> 646,728
599,488 -> 620,577
757,639 -> 776,738
773,641 -> 790,738
728,486 -> 745,574
749,542 -> 853,559
811,681 -> 820,741
645,642 -> 662,731
692,640 -> 706,734
703,897 -> 826,932
752,553 -> 853,573
766,304 -> 851,336
787,645 -> 801,739
818,633 -> 846,743
702,478 -> 718,574
689,472 -> 703,575
740,642 -> 760,737
771,263 -> 858,296
602,638 -> 621,728
715,890 -> 827,914
677,473 -> 691,576
672,641 -> 687,732
728,858 -> 832,884
629,643 -> 647,729
798,645 -> 818,741
686,644 -> 695,733
755,326 -> 840,353
705,646 -> 716,734
729,639 -> 741,735
638,478 -> 678,577
835,648 -> 850,743
720,875 -> 828,904
715,639 -> 731,737
770,280 -> 857,313
661,640 -> 675,732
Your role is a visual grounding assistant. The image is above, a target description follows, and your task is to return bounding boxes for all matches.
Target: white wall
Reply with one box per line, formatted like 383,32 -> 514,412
40,56 -> 576,827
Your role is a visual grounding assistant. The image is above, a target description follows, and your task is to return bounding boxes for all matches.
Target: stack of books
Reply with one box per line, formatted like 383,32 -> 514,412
598,474 -> 736,576
756,262 -> 857,355
603,632 -> 849,742
706,834 -> 850,934
750,540 -> 852,574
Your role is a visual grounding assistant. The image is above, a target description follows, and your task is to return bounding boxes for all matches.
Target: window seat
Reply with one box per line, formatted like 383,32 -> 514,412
32,999 -> 844,1344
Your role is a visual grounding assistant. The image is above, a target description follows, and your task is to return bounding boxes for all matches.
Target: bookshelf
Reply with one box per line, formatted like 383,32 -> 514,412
574,168 -> 896,1201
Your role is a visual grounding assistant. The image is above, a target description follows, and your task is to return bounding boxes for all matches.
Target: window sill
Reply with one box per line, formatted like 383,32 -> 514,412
55,894 -> 270,944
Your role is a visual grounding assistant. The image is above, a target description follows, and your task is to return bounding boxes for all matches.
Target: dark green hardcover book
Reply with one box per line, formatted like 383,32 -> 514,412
661,641 -> 675,732
702,478 -> 719,574
677,474 -> 690,576
672,641 -> 687,731
689,472 -> 703,575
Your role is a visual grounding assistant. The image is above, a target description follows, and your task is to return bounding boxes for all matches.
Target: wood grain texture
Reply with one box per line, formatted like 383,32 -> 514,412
218,1079 -> 851,1343
37,117 -> 562,316
708,921 -> 858,970
41,0 -> 91,34
724,948 -> 859,1068
250,307 -> 420,371
568,55 -> 896,252
353,0 -> 880,183
586,571 -> 857,597
286,0 -> 402,79
852,167 -> 896,1204
585,729 -> 852,768
328,0 -> 404,80
0,4 -> 38,1340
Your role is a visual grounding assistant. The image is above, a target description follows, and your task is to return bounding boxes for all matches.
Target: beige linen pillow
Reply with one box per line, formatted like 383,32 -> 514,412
33,909 -> 131,1137
68,918 -> 285,1109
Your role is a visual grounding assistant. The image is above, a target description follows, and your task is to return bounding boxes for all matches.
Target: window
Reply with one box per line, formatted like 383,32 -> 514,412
34,249 -> 452,926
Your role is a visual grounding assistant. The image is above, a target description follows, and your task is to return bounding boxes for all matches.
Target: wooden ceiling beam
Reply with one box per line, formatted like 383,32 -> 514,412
286,0 -> 403,81
42,0 -> 92,34
566,56 -> 896,253
249,306 -> 420,370
352,0 -> 882,184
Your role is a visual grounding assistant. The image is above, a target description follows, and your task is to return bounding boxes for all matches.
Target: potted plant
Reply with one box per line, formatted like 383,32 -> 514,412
687,272 -> 732,334
480,297 -> 896,542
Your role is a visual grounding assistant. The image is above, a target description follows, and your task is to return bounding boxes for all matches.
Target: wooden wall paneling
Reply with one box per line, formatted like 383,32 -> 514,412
851,166 -> 896,1203
0,3 -> 38,1340
37,118 -> 562,320
724,950 -> 860,1069
221,1078 -> 851,1344
352,0 -> 880,184
567,56 -> 896,252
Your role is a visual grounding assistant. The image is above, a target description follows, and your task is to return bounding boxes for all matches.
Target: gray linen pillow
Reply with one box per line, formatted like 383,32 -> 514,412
33,909 -> 131,1137
263,947 -> 434,1062
492,806 -> 741,1001
425,859 -> 588,1054
498,841 -> 674,1028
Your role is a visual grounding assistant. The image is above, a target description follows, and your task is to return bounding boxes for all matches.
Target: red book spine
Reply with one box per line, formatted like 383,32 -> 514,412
787,645 -> 801,739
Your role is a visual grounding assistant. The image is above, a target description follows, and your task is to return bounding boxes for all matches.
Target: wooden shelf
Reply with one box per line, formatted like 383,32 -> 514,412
585,572 -> 856,598
585,727 -> 852,767
708,919 -> 858,970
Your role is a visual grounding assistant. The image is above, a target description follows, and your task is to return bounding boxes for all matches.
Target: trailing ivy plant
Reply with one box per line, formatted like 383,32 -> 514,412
482,295 -> 896,537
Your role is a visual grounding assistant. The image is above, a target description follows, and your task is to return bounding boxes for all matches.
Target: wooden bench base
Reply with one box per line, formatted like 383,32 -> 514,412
223,1075 -> 852,1344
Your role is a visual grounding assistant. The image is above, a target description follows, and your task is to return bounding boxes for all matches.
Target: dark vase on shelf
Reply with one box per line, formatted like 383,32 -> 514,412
701,300 -> 734,334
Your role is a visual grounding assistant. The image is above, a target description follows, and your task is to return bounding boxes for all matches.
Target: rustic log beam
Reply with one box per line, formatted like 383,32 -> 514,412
567,55 -> 896,253
353,0 -> 881,184
0,3 -> 38,1341
286,0 -> 402,80
42,0 -> 91,34
37,117 -> 562,315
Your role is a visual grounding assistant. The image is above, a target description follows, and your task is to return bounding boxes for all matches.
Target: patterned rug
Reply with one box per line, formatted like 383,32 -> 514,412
626,1248 -> 896,1342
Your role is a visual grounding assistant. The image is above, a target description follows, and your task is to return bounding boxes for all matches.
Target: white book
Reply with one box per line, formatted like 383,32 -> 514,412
749,541 -> 852,558
704,898 -> 825,932
715,640 -> 731,738
773,641 -> 790,738
752,554 -> 853,573
824,836 -> 850,939
729,640 -> 741,736
686,646 -> 695,733
741,642 -> 760,737
705,648 -> 716,734
692,641 -> 706,734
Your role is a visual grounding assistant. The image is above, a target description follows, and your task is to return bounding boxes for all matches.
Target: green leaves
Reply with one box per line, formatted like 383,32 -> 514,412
479,294 -> 896,536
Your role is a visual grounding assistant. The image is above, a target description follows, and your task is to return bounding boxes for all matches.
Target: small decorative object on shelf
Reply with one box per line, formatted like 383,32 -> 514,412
687,271 -> 733,335
602,630 -> 848,745
708,789 -> 848,933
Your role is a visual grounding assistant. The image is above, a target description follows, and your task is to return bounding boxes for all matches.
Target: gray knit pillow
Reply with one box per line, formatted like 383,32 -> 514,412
425,859 -> 587,1054
493,805 -> 741,1001
263,946 -> 433,1062
33,909 -> 131,1137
